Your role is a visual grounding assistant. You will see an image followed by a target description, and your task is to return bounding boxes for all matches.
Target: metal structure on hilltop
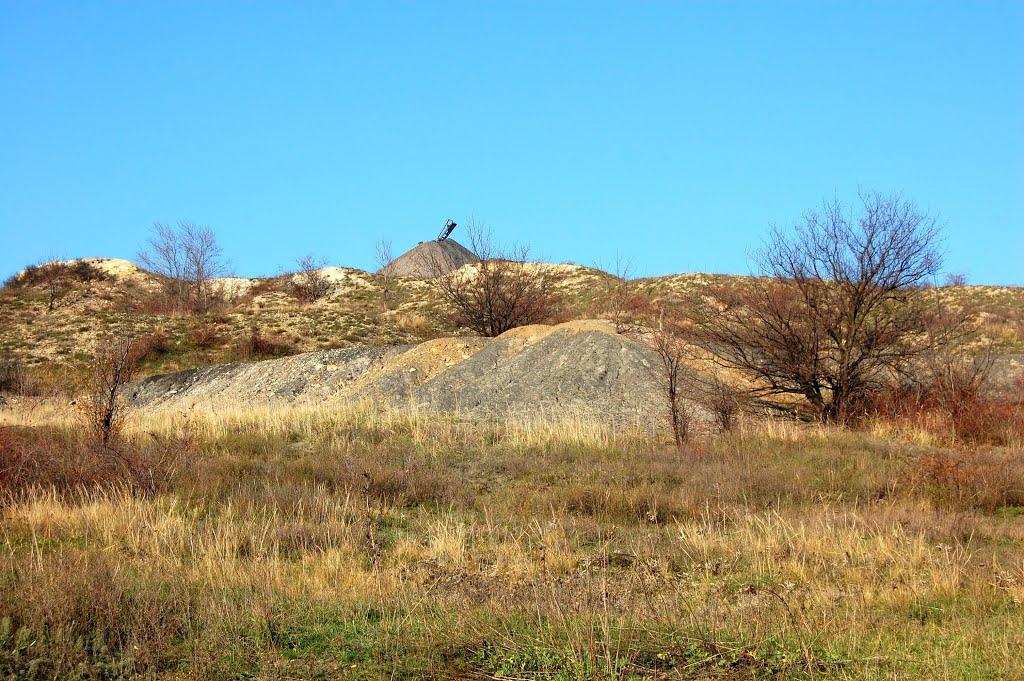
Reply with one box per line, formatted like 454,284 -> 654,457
437,219 -> 457,241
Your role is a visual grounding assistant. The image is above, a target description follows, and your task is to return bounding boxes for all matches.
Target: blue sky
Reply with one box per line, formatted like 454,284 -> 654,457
2,2 -> 1022,284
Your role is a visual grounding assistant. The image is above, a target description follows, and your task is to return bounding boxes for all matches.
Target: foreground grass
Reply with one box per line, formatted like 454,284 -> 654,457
1,403 -> 1022,679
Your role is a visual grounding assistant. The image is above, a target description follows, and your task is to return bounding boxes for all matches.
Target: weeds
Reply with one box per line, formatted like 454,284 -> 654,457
0,403 -> 1021,678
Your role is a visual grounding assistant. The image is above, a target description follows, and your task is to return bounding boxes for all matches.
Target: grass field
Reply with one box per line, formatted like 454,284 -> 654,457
1,402 -> 1022,679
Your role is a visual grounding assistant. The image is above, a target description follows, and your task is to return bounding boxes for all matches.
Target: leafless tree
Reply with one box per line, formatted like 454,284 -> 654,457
700,372 -> 746,432
425,221 -> 561,337
943,272 -> 968,287
293,254 -> 331,302
39,260 -> 70,311
646,303 -> 695,446
79,336 -> 138,445
689,191 -> 963,423
138,221 -> 228,314
375,239 -> 395,310
594,255 -> 641,333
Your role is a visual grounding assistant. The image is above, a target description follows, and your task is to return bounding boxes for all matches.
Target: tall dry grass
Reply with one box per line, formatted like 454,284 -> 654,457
1,399 -> 1022,678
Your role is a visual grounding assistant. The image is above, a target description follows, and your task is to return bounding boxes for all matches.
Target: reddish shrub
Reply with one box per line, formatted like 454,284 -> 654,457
901,449 -> 1024,511
238,325 -> 297,358
867,358 -> 1024,447
188,321 -> 221,349
0,426 -> 197,496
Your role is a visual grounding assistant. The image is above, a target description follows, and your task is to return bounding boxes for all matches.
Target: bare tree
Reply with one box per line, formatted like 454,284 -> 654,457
701,372 -> 746,432
426,221 -> 561,337
689,191 -> 961,423
375,239 -> 395,311
646,303 -> 695,446
943,272 -> 969,287
79,336 -> 138,445
293,254 -> 331,302
600,255 -> 652,334
138,221 -> 228,314
39,260 -> 70,311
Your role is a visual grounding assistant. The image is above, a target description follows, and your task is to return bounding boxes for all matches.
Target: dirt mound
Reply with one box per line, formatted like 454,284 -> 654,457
412,321 -> 674,426
127,320 -> 704,431
126,346 -> 407,408
385,239 -> 479,278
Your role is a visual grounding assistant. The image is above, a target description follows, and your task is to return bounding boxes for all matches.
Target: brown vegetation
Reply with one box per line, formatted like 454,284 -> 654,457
869,354 -> 1024,447
0,403 -> 1020,678
689,192 -> 965,423
238,323 -> 298,358
645,304 -> 695,446
138,221 -> 229,314
77,335 -> 139,445
292,255 -> 332,302
427,222 -> 562,336
375,238 -> 395,310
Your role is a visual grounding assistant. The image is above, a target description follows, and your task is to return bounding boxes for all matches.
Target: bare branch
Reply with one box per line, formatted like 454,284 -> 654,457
688,192 -> 963,423
424,220 -> 562,337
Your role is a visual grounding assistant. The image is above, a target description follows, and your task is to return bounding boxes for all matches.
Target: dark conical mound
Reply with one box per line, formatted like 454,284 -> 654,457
383,239 -> 479,279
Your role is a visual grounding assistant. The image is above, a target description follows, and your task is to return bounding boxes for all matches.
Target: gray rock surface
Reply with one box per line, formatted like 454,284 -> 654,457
413,326 -> 672,427
384,239 -> 478,278
126,345 -> 409,408
126,321 -> 703,431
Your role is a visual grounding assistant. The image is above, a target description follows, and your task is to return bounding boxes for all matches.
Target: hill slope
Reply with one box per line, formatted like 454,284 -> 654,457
1,256 -> 1021,399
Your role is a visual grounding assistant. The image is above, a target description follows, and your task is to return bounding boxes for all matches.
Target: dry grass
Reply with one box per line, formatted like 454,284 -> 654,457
0,401 -> 1022,678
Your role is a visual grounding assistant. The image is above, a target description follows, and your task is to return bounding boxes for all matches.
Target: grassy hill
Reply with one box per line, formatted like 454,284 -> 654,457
1,257 -> 1022,678
2,257 -> 1021,396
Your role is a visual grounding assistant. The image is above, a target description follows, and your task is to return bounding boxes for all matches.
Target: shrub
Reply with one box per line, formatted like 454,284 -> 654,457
0,353 -> 29,395
239,325 -> 297,358
0,427 -> 192,495
78,336 -> 140,445
67,260 -> 108,283
902,449 -> 1024,511
136,326 -> 173,362
291,255 -> 332,303
188,321 -> 222,349
703,374 -> 746,433
426,221 -> 562,337
867,357 -> 1024,447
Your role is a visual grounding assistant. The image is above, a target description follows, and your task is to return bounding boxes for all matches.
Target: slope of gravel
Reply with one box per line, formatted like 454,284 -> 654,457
412,323 -> 679,428
126,346 -> 409,408
385,239 -> 478,278
126,320 -> 699,430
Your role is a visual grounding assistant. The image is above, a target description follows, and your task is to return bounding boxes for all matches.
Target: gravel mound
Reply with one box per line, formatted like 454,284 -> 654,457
126,346 -> 407,408
412,322 -> 674,427
384,239 -> 478,278
127,321 -> 704,431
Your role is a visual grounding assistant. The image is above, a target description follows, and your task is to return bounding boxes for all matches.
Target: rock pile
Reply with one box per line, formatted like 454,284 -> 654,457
127,320 -> 704,431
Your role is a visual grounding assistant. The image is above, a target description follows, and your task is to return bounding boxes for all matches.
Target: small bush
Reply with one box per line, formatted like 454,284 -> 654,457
0,353 -> 30,395
6,260 -> 107,288
291,255 -> 332,303
68,260 -> 108,283
78,336 -> 141,445
136,326 -> 173,362
239,325 -> 297,358
188,321 -> 222,349
0,426 -> 197,496
868,365 -> 1024,447
703,374 -> 746,432
902,449 -> 1024,511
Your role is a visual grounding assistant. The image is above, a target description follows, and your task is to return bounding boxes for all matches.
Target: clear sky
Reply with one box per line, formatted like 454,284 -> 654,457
2,2 -> 1022,284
